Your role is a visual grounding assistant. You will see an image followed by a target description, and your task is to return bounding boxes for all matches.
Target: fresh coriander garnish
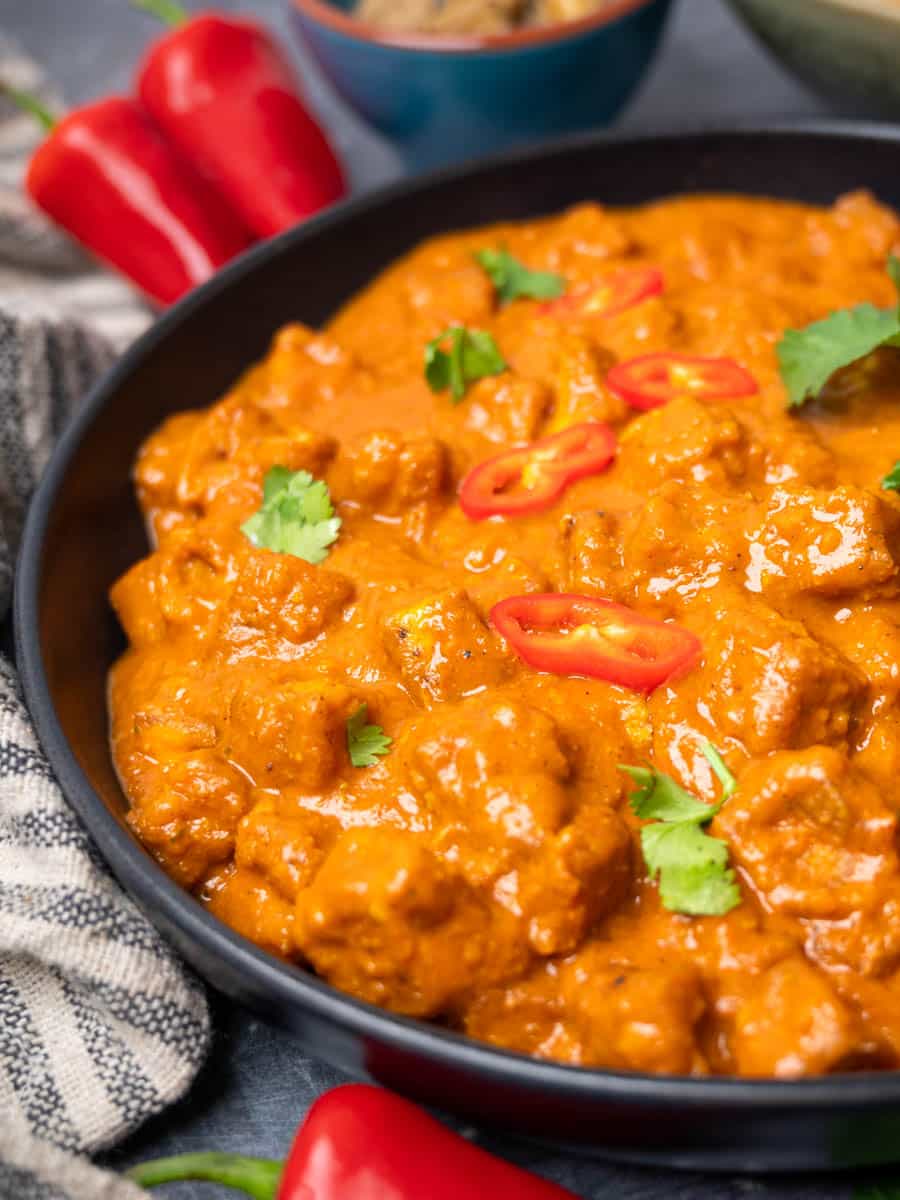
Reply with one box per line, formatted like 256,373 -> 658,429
346,703 -> 392,767
241,466 -> 341,565
619,742 -> 741,917
424,326 -> 507,403
475,247 -> 565,305
777,254 -> 900,409
884,461 -> 900,491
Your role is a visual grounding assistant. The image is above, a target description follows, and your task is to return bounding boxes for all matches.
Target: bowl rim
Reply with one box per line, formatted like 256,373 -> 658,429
290,0 -> 664,54
17,118 -> 900,1118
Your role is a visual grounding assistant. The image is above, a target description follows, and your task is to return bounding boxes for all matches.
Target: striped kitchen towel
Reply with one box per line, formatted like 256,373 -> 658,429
0,40 -> 211,1200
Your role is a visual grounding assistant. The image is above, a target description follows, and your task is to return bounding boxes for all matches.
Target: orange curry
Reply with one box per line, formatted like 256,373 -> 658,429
110,192 -> 900,1078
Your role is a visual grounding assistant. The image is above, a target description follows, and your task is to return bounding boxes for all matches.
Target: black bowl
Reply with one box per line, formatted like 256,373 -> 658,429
16,124 -> 900,1173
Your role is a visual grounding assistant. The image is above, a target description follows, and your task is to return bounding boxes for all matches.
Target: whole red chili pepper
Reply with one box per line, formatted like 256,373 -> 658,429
127,1084 -> 580,1199
9,88 -> 252,307
134,0 -> 346,239
459,422 -> 617,520
491,593 -> 702,691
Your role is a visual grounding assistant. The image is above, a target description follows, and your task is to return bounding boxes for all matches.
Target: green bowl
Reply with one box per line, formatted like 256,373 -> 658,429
727,0 -> 900,118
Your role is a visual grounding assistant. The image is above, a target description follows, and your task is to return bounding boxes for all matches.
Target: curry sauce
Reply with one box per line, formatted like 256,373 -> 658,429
110,192 -> 900,1078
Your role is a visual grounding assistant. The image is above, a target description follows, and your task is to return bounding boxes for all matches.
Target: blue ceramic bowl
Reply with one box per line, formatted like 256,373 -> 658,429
290,0 -> 672,170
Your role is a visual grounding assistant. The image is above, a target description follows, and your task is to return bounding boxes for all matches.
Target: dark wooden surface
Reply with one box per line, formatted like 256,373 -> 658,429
0,0 -> 885,1195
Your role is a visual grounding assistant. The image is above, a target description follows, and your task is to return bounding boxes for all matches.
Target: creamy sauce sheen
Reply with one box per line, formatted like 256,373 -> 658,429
110,193 -> 900,1078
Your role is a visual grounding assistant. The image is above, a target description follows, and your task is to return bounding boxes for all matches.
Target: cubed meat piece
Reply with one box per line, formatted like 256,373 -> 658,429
110,523 -> 244,647
807,190 -> 900,269
655,601 -> 865,755
431,515 -> 550,611
546,334 -> 625,430
752,419 -> 836,488
806,885 -> 900,978
404,259 -> 495,327
135,396 -> 336,533
463,375 -> 553,446
597,293 -> 681,363
612,483 -> 752,611
134,411 -> 205,532
562,510 -> 627,601
716,746 -> 898,923
463,964 -> 579,1063
383,589 -> 514,704
258,324 -> 365,421
406,698 -> 631,954
617,395 -> 751,487
220,550 -> 353,653
234,799 -> 338,902
118,667 -> 223,763
188,395 -> 336,522
294,828 -> 521,1017
746,485 -> 900,599
203,864 -> 295,959
516,804 -> 633,956
227,678 -> 358,791
559,952 -> 707,1074
544,203 -> 633,271
824,609 -> 900,703
409,697 -> 572,818
127,751 -> 251,888
329,430 -> 450,516
731,958 -> 868,1077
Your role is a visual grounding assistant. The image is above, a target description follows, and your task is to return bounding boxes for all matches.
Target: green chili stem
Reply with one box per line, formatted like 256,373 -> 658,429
131,0 -> 189,27
1,85 -> 56,132
126,1152 -> 283,1199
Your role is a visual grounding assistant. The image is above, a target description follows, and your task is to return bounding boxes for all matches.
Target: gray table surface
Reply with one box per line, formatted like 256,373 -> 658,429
0,0 -> 891,1196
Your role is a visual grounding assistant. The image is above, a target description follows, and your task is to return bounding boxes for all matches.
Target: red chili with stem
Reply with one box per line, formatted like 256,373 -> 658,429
127,1084 -> 581,1200
10,87 -> 252,306
134,0 -> 346,239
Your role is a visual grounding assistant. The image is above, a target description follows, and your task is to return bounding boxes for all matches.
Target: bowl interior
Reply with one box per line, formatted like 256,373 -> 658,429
292,0 -> 666,51
19,126 -> 900,1169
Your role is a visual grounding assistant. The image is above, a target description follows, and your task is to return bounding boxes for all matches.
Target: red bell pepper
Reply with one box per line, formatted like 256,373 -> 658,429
491,593 -> 701,691
459,422 -> 617,520
10,89 -> 252,307
543,265 -> 664,319
134,0 -> 346,238
606,352 -> 759,412
127,1083 -> 580,1199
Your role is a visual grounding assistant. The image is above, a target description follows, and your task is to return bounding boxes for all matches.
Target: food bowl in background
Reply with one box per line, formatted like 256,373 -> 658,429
289,0 -> 673,170
726,0 -> 900,119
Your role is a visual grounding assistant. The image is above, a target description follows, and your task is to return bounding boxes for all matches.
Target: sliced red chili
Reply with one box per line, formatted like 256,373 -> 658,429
607,352 -> 759,412
491,593 -> 701,692
459,422 -> 616,520
543,265 -> 664,319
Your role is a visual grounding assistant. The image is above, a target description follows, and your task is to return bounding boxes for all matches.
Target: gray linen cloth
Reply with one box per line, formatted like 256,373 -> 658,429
0,41 -> 210,1200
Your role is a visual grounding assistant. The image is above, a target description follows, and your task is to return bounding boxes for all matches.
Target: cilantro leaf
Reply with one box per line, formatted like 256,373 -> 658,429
475,247 -> 565,304
619,742 -> 741,917
621,765 -> 711,824
701,741 -> 737,802
424,326 -> 507,403
346,703 -> 392,767
777,254 -> 900,409
241,467 -> 341,565
884,462 -> 900,491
